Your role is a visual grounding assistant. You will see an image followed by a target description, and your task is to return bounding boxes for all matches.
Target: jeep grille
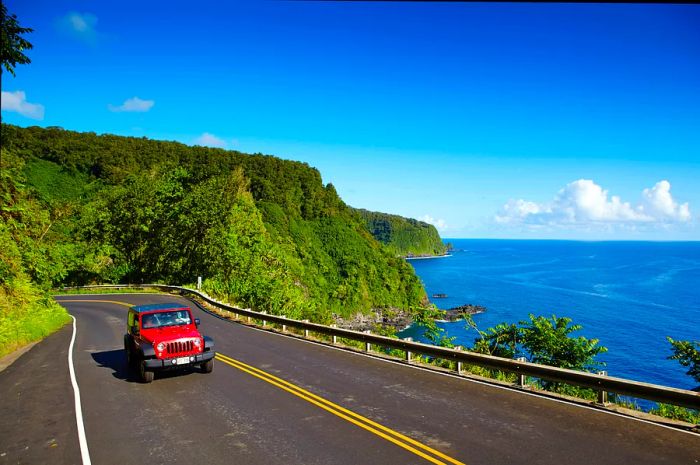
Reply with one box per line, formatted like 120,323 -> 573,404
166,340 -> 194,354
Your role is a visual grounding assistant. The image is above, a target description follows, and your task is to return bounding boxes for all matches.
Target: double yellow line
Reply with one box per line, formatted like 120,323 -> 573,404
56,298 -> 465,464
215,353 -> 466,465
55,299 -> 133,307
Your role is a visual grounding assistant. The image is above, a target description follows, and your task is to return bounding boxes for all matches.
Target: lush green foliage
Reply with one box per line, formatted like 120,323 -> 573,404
354,208 -> 447,257
466,313 -> 607,372
463,313 -> 607,393
649,403 -> 700,424
1,3 -> 33,76
519,314 -> 607,371
0,150 -> 71,357
411,304 -> 455,347
667,337 -> 700,385
2,124 -> 428,324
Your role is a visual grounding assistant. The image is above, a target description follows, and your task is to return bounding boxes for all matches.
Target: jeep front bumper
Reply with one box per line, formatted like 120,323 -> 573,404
143,350 -> 215,370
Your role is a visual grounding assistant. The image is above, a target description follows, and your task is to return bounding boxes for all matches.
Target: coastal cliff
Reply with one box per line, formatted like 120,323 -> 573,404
353,208 -> 448,257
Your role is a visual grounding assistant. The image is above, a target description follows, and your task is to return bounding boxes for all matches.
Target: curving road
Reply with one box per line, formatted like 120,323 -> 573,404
1,293 -> 699,464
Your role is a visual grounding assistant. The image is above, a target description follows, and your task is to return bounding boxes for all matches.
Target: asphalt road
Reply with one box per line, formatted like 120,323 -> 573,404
2,293 -> 699,465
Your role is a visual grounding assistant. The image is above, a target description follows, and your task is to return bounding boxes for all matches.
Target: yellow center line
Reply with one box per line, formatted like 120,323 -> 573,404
215,353 -> 466,465
56,299 -> 465,464
55,299 -> 133,307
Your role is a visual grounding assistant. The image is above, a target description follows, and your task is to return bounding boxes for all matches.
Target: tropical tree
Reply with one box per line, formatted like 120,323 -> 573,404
468,318 -> 520,359
1,3 -> 33,76
519,314 -> 607,371
411,304 -> 455,347
466,313 -> 606,371
667,337 -> 700,386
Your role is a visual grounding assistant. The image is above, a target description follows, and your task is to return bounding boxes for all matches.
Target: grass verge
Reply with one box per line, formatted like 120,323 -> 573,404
0,278 -> 72,359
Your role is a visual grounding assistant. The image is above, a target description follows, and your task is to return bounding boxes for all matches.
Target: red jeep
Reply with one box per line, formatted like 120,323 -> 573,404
124,303 -> 215,383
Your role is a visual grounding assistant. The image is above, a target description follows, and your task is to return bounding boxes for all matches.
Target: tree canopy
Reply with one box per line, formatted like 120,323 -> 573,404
1,123 -> 430,322
1,3 -> 33,76
354,208 -> 447,257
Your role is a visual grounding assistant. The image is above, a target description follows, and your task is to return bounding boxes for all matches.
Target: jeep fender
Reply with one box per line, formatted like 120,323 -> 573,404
139,342 -> 155,359
203,336 -> 215,352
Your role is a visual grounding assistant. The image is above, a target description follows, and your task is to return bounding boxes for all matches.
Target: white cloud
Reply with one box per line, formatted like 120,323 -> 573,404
57,12 -> 98,44
1,91 -> 45,120
108,97 -> 155,113
641,180 -> 691,222
494,199 -> 542,224
495,179 -> 691,229
419,214 -> 448,231
194,132 -> 227,148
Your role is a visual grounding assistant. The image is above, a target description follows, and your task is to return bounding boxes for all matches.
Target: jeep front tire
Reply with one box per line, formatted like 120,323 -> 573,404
139,361 -> 154,383
201,358 -> 214,374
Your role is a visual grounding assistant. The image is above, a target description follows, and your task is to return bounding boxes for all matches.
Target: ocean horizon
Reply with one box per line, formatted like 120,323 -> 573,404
401,238 -> 700,393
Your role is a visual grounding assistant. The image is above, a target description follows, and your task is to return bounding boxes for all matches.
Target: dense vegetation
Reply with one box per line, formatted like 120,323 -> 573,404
409,309 -> 698,421
1,150 -> 72,356
667,337 -> 700,386
1,124 -> 427,329
354,208 -> 447,257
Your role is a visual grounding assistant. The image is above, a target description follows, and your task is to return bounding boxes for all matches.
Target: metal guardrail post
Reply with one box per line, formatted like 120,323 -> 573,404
517,357 -> 527,387
330,324 -> 337,344
405,337 -> 413,362
455,346 -> 463,374
598,371 -> 609,404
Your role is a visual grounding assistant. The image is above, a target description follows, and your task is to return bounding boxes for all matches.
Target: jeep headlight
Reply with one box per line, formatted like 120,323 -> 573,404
156,342 -> 166,352
193,338 -> 202,348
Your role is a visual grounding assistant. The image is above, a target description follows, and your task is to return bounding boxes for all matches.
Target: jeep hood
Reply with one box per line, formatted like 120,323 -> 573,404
141,326 -> 201,343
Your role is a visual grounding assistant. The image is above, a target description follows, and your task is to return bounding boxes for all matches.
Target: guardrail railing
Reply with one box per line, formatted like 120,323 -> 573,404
60,283 -> 700,412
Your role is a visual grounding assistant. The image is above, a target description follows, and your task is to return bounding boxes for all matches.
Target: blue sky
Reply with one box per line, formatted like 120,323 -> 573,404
2,1 -> 699,240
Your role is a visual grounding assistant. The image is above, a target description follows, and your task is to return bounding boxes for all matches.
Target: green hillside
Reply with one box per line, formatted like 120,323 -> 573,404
1,124 -> 427,327
354,208 -> 448,257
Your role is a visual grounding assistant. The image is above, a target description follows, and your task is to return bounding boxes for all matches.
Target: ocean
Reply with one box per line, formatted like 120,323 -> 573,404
401,239 -> 700,391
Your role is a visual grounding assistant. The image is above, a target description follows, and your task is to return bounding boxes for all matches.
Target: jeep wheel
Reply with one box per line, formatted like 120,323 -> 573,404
201,358 -> 214,374
139,361 -> 154,383
125,345 -> 133,368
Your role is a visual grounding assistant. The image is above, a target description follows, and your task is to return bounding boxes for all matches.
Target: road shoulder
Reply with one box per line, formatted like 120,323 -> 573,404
0,324 -> 81,464
0,341 -> 40,373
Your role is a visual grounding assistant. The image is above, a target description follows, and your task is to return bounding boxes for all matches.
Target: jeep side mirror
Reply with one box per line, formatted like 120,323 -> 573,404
195,318 -> 200,327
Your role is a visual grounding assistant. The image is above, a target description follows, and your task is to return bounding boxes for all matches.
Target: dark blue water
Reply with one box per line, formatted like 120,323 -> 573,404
402,239 -> 700,391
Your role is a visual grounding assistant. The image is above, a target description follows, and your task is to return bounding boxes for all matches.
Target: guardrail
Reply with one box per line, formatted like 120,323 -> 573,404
61,283 -> 700,412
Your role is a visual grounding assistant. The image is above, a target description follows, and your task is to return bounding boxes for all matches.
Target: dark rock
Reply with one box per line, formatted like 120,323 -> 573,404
333,303 -> 486,332
333,308 -> 413,332
443,304 -> 486,321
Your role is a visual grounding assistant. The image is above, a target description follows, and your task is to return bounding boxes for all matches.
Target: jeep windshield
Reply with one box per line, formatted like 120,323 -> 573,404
141,310 -> 192,329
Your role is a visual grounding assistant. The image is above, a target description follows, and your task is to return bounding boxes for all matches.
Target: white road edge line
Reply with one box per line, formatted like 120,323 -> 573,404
69,315 -> 93,465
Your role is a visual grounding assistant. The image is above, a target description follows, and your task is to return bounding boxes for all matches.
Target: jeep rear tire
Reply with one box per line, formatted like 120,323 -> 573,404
125,344 -> 133,368
139,361 -> 154,383
201,358 -> 214,373
124,335 -> 134,368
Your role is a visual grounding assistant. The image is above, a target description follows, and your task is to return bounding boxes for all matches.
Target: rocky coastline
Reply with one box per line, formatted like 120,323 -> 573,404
333,308 -> 413,332
442,304 -> 487,321
403,253 -> 452,260
333,303 -> 486,332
